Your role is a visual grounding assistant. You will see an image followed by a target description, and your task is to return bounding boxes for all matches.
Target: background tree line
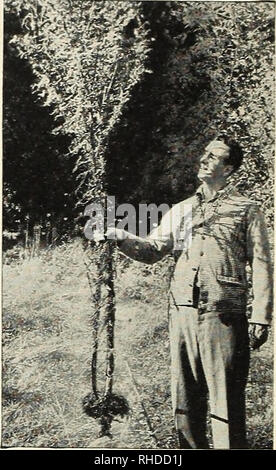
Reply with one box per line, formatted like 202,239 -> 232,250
3,1 -> 274,250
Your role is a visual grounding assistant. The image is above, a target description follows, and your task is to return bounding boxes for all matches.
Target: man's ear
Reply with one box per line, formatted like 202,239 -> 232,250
224,165 -> 233,177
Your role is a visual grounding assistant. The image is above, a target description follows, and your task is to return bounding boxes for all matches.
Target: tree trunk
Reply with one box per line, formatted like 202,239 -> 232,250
101,241 -> 116,396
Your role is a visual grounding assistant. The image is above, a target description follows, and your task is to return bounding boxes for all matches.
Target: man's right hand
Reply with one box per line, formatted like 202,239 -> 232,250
105,227 -> 127,241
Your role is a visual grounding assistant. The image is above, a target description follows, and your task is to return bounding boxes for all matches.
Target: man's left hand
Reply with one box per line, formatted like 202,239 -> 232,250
248,323 -> 270,350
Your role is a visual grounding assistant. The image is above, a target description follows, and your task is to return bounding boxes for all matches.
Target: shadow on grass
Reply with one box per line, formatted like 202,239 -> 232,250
2,310 -> 63,344
3,385 -> 44,407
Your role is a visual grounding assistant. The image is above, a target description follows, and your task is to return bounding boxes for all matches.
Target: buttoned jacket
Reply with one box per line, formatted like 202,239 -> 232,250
119,185 -> 273,324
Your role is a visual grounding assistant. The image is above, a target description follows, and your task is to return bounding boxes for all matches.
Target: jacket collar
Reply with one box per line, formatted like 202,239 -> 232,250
195,183 -> 235,204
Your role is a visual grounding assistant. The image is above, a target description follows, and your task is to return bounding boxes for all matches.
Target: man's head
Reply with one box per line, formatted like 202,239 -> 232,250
198,137 -> 243,183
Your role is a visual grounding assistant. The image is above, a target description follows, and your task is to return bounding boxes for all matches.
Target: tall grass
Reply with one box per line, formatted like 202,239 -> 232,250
2,240 -> 273,448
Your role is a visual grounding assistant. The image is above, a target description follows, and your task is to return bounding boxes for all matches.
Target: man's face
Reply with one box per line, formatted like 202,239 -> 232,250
198,140 -> 232,182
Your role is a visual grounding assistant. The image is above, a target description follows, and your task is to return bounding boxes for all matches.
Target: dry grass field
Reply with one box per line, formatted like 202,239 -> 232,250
2,240 -> 273,449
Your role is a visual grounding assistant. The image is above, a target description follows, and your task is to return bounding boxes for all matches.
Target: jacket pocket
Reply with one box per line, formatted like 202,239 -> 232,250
216,274 -> 246,288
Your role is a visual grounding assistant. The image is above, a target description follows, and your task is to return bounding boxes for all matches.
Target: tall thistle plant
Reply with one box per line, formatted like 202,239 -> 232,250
6,0 -> 151,436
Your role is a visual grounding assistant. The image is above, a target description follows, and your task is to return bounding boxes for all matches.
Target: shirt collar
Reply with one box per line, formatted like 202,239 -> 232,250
195,183 -> 229,204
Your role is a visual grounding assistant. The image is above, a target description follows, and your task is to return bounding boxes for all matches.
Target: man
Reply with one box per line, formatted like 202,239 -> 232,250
106,138 -> 273,449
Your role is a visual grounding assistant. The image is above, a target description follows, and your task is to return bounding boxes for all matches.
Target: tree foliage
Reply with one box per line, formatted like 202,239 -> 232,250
4,1 -> 274,230
6,0 -> 151,206
169,2 -> 274,221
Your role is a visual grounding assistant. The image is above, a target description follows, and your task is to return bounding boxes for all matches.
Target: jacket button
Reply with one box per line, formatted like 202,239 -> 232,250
200,251 -> 204,256
192,267 -> 197,271
202,235 -> 205,240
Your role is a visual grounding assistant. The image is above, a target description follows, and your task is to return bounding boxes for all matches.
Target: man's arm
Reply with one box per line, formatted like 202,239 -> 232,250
246,204 -> 273,325
107,208 -> 174,264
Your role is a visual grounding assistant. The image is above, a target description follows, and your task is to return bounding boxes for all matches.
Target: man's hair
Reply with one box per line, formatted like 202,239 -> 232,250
217,135 -> 244,173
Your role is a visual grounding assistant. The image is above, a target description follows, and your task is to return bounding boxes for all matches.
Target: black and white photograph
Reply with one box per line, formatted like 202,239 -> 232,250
2,0 -> 274,452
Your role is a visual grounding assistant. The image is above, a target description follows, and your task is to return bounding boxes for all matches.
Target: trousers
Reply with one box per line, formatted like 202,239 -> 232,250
169,305 -> 250,449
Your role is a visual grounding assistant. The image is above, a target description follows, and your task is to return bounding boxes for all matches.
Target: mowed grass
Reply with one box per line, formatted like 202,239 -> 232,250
2,240 -> 274,449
